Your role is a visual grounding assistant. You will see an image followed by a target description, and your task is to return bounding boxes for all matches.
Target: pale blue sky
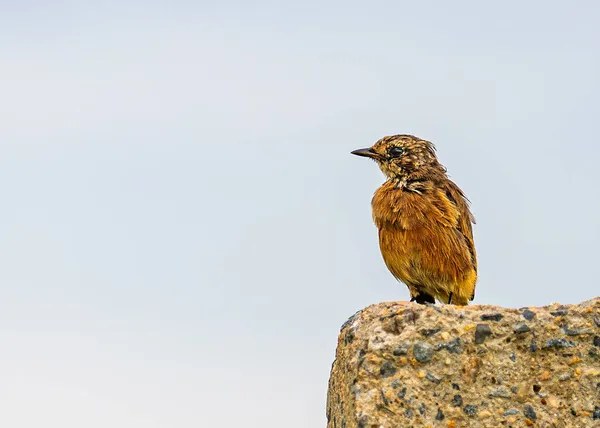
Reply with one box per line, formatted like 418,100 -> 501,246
1,1 -> 599,427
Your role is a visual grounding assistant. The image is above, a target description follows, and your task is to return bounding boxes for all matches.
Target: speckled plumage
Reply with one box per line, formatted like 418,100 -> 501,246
352,135 -> 477,305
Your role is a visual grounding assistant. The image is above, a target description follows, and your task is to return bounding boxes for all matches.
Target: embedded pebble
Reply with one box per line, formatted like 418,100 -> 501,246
380,361 -> 396,378
413,342 -> 433,363
563,326 -> 592,336
463,404 -> 478,417
524,405 -> 537,421
393,342 -> 411,356
543,338 -> 576,349
426,372 -> 441,383
488,387 -> 510,398
420,328 -> 440,337
397,387 -> 407,399
514,323 -> 531,334
435,338 -> 464,354
551,307 -> 569,316
522,309 -> 536,321
435,408 -> 445,421
475,324 -> 492,344
481,313 -> 503,322
451,394 -> 463,407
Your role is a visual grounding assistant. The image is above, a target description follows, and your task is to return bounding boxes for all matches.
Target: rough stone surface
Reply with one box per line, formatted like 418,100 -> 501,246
326,297 -> 600,428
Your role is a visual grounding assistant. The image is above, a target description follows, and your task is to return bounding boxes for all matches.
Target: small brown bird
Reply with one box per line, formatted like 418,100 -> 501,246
351,135 -> 477,305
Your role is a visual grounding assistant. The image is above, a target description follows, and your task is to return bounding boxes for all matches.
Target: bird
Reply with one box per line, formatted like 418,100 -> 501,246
351,135 -> 477,305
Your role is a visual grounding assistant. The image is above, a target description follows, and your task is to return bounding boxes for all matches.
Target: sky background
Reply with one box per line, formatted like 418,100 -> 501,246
1,1 -> 599,427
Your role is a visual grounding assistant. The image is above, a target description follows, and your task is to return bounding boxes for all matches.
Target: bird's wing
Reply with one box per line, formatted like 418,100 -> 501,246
443,181 -> 477,299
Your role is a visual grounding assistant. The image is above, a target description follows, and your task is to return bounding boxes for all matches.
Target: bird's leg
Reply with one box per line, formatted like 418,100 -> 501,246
413,293 -> 435,305
448,292 -> 453,304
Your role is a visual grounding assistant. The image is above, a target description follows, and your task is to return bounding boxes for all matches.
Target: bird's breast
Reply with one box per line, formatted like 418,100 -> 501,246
371,181 -> 459,231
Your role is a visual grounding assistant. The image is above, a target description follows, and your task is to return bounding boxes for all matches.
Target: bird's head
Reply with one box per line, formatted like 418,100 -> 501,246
351,135 -> 446,182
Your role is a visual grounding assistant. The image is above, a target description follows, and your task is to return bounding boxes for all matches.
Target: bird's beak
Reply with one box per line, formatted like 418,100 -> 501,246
351,147 -> 380,159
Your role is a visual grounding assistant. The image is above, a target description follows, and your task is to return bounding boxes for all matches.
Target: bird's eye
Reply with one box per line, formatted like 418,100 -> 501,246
389,147 -> 404,157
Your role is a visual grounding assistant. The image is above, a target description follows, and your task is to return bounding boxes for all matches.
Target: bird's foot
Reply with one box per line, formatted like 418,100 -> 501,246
411,293 -> 436,305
